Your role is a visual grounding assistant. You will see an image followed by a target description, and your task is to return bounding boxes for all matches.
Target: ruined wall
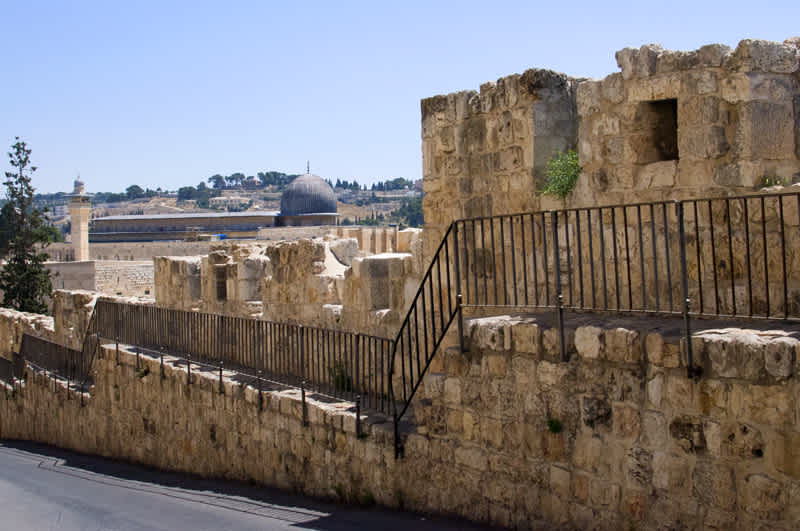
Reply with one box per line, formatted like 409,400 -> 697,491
2,315 -> 800,529
421,38 -> 800,259
421,69 -> 578,259
574,38 -> 800,206
153,256 -> 202,311
201,243 -> 271,317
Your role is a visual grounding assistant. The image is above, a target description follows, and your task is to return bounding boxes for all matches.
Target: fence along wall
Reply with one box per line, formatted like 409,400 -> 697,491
3,312 -> 800,529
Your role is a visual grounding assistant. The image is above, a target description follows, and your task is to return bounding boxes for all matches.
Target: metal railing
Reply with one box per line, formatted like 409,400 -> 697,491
388,190 -> 800,454
14,190 -> 799,459
93,301 -> 394,415
18,334 -> 94,392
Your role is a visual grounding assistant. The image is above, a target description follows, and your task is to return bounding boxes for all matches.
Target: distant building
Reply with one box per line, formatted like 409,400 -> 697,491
209,195 -> 250,209
89,173 -> 338,242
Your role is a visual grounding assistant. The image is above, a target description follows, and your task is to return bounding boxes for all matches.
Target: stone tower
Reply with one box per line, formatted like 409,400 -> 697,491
69,179 -> 91,261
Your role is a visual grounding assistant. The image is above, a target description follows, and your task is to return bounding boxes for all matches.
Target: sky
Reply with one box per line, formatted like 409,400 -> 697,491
1,0 -> 798,194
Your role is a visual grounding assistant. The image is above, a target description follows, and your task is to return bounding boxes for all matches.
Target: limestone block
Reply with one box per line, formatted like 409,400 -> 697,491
685,70 -> 718,95
652,450 -> 692,493
512,321 -> 540,355
582,396 -> 611,427
604,328 -> 641,363
737,473 -> 786,520
693,461 -> 737,511
454,446 -> 488,471
730,39 -> 800,74
679,126 -> 730,160
601,73 -> 625,104
576,81 -> 602,117
730,383 -> 792,426
646,372 -> 664,408
328,237 -> 358,267
615,44 -> 662,80
635,160 -> 677,189
737,101 -> 796,160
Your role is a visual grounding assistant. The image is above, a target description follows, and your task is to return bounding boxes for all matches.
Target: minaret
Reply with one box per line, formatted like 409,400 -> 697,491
69,179 -> 91,261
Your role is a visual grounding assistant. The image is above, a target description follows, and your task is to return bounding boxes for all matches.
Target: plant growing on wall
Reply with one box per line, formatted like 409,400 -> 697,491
0,138 -> 53,313
541,150 -> 581,198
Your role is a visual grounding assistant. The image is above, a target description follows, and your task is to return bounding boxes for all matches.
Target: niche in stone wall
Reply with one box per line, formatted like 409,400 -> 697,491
215,267 -> 227,301
633,99 -> 679,164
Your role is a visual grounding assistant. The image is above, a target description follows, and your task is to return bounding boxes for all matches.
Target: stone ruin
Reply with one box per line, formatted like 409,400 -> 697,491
153,228 -> 424,337
421,37 -> 800,259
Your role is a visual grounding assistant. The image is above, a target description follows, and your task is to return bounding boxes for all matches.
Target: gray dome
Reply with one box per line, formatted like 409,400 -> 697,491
280,174 -> 337,216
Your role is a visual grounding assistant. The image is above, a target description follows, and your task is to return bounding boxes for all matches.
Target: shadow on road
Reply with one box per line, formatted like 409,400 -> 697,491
0,439 -> 495,530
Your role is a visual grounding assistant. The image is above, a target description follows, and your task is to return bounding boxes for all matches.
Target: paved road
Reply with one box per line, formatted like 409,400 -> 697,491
0,440 -> 491,531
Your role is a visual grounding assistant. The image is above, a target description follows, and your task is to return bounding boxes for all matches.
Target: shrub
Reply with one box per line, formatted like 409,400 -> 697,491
542,150 -> 581,198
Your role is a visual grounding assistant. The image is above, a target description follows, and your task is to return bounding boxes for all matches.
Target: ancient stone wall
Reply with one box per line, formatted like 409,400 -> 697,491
46,241 -> 215,262
421,69 -> 578,259
153,256 -> 202,311
421,37 -> 800,261
46,261 -> 154,298
201,243 -> 271,317
574,38 -> 800,207
94,261 -> 154,297
2,314 -> 799,529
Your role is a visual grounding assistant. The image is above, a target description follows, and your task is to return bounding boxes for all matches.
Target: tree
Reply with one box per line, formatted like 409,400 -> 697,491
208,174 -> 225,189
126,184 -> 145,199
0,138 -> 52,313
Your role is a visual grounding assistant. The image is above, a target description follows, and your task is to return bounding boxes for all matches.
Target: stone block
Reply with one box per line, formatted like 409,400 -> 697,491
582,396 -> 612,428
652,451 -> 692,493
693,461 -> 737,511
605,328 -> 641,363
614,404 -> 641,440
454,446 -> 488,471
512,322 -> 540,355
738,101 -> 796,160
486,354 -> 507,378
730,383 -> 792,426
773,431 -> 800,479
737,473 -> 786,520
626,446 -> 653,489
635,160 -> 677,188
731,39 -> 800,74
669,415 -> 706,453
575,326 -> 603,359
443,377 -> 461,405
550,465 -> 571,498
645,333 -> 680,368
589,479 -> 620,510
646,372 -> 664,408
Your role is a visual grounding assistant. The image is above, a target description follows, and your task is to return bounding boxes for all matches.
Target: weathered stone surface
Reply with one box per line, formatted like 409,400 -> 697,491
329,237 -> 359,266
582,396 -> 611,427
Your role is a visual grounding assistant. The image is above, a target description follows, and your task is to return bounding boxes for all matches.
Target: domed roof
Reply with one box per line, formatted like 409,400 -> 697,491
280,174 -> 337,216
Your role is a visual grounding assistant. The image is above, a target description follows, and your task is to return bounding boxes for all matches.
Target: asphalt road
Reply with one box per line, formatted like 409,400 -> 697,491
0,440 -> 491,531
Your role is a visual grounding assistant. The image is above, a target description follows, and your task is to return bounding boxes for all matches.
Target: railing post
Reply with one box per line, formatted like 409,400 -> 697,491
676,201 -> 698,379
551,211 -> 567,362
453,223 -> 465,354
257,369 -> 264,412
301,379 -> 308,427
186,354 -> 191,386
355,394 -> 361,438
218,360 -> 224,394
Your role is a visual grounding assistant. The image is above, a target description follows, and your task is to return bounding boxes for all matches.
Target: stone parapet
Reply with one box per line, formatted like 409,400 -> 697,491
3,311 -> 799,529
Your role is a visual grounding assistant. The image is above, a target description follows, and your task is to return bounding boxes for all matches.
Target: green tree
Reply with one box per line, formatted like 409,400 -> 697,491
0,138 -> 52,313
126,184 -> 145,199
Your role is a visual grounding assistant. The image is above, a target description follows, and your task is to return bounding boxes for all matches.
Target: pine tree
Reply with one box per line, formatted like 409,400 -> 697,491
0,138 -> 52,313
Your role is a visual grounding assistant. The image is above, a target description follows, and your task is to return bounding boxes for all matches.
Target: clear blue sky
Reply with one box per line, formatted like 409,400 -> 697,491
2,0 -> 798,193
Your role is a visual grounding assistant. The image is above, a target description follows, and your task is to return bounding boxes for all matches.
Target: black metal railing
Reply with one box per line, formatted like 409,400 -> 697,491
388,190 -> 800,454
93,300 -> 394,415
18,334 -> 94,391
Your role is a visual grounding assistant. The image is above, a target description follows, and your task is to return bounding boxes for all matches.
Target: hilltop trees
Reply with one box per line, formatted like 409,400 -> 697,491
0,138 -> 53,313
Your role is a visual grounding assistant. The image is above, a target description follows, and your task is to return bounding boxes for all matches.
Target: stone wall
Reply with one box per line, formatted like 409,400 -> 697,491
46,241 -> 214,262
2,313 -> 799,529
201,243 -> 271,317
421,37 -> 800,261
421,69 -> 578,259
46,261 -> 154,298
574,38 -> 800,207
153,256 -> 202,311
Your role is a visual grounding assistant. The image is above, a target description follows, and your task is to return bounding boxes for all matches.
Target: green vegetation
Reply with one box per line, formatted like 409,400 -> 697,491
177,182 -> 221,207
389,196 -> 424,227
0,138 -> 53,313
759,174 -> 788,188
370,177 -> 413,191
541,149 -> 580,198
547,418 -> 563,434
